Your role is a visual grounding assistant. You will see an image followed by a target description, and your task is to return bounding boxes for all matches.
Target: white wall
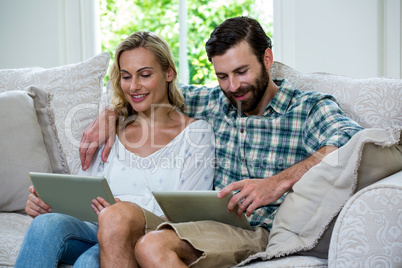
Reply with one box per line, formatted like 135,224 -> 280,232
0,0 -> 100,69
0,0 -> 60,68
1,0 -> 400,79
273,0 -> 401,79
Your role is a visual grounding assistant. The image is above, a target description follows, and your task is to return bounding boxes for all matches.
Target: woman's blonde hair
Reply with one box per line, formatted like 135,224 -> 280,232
109,31 -> 184,120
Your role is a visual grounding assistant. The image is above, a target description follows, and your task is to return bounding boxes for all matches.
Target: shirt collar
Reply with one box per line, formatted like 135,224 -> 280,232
263,79 -> 294,115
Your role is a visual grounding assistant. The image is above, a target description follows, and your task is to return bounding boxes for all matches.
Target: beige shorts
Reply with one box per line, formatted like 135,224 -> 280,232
141,208 -> 269,268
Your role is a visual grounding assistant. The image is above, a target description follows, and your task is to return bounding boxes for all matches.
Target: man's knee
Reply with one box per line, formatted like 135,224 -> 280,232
135,231 -> 168,265
135,229 -> 202,266
97,202 -> 145,242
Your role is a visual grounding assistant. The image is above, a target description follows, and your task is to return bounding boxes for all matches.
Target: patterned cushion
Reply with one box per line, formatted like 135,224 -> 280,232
329,171 -> 402,267
0,52 -> 110,174
0,213 -> 32,267
271,61 -> 402,129
240,255 -> 327,268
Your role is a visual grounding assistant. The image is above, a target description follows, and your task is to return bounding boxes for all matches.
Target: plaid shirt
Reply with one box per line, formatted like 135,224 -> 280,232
181,79 -> 363,230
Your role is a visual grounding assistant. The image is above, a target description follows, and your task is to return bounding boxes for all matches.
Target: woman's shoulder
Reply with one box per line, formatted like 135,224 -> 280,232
186,118 -> 212,130
184,119 -> 214,141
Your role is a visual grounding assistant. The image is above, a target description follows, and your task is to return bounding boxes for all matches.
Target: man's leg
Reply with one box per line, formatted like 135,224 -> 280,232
135,229 -> 203,268
136,221 -> 269,268
97,202 -> 146,268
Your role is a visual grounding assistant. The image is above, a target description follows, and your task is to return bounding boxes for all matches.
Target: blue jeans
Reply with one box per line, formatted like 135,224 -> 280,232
15,213 -> 100,268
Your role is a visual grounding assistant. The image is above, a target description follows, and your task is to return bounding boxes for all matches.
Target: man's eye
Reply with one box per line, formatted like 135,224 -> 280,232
238,70 -> 247,75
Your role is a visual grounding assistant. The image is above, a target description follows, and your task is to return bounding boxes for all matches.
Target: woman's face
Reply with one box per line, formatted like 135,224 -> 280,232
119,47 -> 173,115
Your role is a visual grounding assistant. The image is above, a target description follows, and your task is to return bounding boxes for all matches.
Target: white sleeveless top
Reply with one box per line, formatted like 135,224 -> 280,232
78,120 -> 215,216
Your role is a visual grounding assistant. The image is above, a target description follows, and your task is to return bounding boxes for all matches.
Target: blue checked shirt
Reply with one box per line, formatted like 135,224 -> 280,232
180,79 -> 363,230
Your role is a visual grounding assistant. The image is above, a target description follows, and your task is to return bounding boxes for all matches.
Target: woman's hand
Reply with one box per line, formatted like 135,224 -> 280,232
91,197 -> 121,215
25,186 -> 52,218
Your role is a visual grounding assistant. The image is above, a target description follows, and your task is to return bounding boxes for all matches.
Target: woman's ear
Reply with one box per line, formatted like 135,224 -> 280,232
166,67 -> 175,82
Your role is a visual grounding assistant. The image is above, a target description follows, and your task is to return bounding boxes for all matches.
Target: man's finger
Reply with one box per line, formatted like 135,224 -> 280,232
79,125 -> 94,158
101,136 -> 115,162
236,201 -> 247,217
218,181 -> 243,198
245,202 -> 258,217
228,191 -> 248,212
82,145 -> 98,170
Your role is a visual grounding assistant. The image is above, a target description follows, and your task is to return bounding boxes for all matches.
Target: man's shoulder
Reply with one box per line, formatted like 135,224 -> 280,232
180,83 -> 222,95
292,87 -> 338,107
180,84 -> 226,118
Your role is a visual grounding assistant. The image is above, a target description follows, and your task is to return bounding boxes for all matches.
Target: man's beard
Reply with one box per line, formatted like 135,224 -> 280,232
223,65 -> 269,114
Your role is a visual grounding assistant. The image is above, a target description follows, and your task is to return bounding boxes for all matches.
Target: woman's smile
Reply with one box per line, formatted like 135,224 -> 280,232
131,93 -> 149,102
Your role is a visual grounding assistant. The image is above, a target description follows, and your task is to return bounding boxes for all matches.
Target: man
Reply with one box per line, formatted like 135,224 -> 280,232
80,17 -> 362,267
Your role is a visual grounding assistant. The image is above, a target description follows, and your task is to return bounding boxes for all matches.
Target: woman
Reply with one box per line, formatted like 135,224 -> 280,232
15,31 -> 215,267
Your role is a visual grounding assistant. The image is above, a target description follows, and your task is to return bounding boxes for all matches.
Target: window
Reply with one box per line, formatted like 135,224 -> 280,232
100,0 -> 273,85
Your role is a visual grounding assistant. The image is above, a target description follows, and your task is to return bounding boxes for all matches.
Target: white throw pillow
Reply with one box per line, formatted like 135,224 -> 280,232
0,87 -> 64,211
0,52 -> 110,174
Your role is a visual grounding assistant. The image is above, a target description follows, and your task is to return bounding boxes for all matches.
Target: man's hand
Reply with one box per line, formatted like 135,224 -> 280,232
79,108 -> 118,170
25,186 -> 52,218
91,196 -> 121,215
218,145 -> 338,217
218,176 -> 287,218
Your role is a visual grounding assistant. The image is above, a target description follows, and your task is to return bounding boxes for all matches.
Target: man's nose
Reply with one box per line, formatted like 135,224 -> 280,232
228,76 -> 240,93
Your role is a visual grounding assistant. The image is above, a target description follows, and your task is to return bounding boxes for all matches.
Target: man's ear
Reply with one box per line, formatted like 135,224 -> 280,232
166,67 -> 175,82
263,48 -> 274,70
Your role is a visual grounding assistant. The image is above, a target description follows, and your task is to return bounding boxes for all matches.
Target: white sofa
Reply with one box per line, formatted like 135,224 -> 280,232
0,53 -> 401,268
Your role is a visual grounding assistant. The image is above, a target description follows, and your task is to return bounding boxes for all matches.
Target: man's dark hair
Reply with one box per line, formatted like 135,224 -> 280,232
205,16 -> 272,66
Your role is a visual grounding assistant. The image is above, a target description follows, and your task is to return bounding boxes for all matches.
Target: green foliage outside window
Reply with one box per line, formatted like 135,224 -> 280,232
100,0 -> 273,85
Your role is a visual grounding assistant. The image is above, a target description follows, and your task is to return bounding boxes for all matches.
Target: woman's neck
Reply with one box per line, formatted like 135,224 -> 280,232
136,105 -> 179,127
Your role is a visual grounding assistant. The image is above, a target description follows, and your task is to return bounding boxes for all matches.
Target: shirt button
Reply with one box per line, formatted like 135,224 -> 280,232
242,158 -> 245,163
240,128 -> 244,133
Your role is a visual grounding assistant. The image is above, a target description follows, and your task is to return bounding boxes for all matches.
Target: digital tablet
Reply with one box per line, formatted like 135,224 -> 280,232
28,172 -> 115,222
152,190 -> 252,230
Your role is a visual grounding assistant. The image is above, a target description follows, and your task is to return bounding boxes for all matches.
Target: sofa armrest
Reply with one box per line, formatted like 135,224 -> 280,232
328,170 -> 402,267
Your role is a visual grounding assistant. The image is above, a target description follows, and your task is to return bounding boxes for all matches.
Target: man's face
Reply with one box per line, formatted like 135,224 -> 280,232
211,41 -> 269,115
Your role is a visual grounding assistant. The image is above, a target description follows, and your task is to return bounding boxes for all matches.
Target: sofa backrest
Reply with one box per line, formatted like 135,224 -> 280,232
271,61 -> 402,129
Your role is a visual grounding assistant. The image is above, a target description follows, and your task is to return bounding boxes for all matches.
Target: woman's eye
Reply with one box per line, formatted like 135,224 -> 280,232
141,74 -> 151,78
122,76 -> 130,80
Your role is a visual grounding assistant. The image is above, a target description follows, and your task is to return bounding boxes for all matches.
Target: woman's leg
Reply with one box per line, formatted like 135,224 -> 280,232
73,244 -> 100,268
14,213 -> 98,268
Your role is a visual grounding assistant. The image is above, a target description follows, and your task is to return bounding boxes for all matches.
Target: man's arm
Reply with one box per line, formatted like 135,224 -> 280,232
79,107 -> 118,170
218,145 -> 338,217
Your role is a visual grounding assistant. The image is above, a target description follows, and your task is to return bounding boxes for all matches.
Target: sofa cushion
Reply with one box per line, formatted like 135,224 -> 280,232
0,87 -> 64,212
328,171 -> 402,267
239,127 -> 402,265
271,61 -> 402,129
0,52 -> 110,174
0,213 -> 33,267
